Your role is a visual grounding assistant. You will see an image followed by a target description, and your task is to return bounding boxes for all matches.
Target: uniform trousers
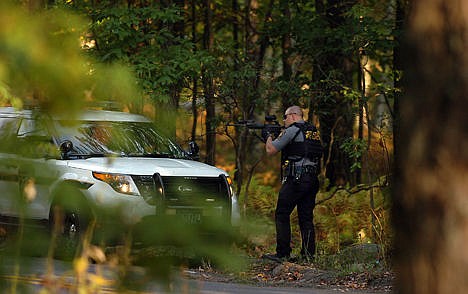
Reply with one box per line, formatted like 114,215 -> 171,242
275,173 -> 319,258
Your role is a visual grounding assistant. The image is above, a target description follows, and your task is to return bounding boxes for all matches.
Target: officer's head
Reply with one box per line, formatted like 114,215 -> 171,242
283,106 -> 303,127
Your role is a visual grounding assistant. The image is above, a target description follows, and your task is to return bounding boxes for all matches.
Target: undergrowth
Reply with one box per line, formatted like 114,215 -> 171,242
240,174 -> 392,272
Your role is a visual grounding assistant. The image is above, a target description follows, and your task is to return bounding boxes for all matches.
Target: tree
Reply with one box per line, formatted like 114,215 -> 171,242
59,0 -> 200,140
53,0 -> 399,195
202,0 -> 216,165
0,1 -> 139,114
393,0 -> 468,293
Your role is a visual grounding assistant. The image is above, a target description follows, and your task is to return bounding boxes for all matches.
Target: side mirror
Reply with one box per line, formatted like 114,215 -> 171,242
187,141 -> 200,160
59,140 -> 73,159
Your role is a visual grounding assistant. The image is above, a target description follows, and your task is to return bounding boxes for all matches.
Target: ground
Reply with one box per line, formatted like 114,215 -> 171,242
184,257 -> 394,293
130,242 -> 394,292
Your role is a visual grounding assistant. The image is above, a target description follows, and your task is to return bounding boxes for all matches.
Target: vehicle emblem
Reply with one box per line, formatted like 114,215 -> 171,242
178,185 -> 193,192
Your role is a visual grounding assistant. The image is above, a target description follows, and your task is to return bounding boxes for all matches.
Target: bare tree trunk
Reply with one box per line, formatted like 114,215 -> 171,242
190,0 -> 198,141
155,0 -> 186,140
313,0 -> 357,187
357,51 -> 364,184
237,0 -> 273,212
202,0 -> 216,165
279,0 -> 296,109
393,0 -> 468,293
393,0 -> 407,187
230,0 -> 246,198
171,0 -> 185,116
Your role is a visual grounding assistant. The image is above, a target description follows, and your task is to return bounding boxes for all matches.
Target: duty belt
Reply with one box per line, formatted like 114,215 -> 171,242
294,165 -> 317,175
284,164 -> 318,177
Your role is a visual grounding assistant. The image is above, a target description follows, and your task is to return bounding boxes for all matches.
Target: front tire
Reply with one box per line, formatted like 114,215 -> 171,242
49,185 -> 91,260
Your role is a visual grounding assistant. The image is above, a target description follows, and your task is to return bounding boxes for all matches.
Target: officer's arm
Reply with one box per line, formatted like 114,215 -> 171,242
265,136 -> 278,155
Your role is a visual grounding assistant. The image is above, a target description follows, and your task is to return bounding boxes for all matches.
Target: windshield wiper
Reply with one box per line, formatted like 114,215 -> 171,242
60,153 -> 108,160
79,153 -> 109,159
122,152 -> 175,158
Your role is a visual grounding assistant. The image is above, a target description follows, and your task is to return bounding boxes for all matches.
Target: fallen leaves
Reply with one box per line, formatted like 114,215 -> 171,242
242,259 -> 393,292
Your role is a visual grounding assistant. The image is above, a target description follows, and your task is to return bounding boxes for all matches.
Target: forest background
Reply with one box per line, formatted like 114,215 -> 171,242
59,0 -> 397,258
1,0 -> 400,266
2,0 -> 467,293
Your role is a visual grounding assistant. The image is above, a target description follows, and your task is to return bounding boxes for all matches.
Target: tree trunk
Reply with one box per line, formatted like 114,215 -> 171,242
202,0 -> 216,165
190,0 -> 198,141
357,51 -> 364,184
170,0 -> 185,115
279,0 -> 296,109
155,0 -> 186,140
230,0 -> 245,197
393,0 -> 468,293
233,0 -> 273,212
313,0 -> 356,187
393,0 -> 407,188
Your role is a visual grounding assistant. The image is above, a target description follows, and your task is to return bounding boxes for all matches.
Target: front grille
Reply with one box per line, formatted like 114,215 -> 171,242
132,175 -> 231,208
132,175 -> 156,204
163,176 -> 226,204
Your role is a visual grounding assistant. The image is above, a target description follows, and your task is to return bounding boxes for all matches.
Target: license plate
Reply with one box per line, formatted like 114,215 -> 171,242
178,211 -> 202,224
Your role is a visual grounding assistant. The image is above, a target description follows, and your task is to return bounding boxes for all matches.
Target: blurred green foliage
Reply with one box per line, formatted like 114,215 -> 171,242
56,0 -> 204,107
0,2 -> 242,292
0,1 -> 140,115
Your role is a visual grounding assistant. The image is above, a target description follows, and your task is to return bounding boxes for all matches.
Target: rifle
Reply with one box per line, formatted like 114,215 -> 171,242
228,115 -> 283,142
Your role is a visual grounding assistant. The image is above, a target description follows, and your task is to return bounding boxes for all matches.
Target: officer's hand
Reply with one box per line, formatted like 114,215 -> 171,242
262,125 -> 280,142
261,128 -> 271,142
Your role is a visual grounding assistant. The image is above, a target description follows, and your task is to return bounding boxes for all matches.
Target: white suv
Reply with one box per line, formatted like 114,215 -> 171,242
0,107 -> 239,249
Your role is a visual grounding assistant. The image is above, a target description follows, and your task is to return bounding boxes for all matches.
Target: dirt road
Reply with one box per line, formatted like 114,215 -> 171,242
0,256 -> 391,293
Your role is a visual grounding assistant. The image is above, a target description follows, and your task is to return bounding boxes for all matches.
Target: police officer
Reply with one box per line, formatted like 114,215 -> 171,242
262,105 -> 323,262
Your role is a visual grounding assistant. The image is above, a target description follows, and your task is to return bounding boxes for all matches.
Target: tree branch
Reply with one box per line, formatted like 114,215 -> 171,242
316,180 -> 388,205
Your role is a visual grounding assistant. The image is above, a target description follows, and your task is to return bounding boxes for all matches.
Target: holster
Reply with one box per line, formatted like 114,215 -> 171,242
282,162 -> 318,184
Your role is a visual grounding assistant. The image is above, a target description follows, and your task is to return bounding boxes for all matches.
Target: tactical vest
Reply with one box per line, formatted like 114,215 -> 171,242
281,122 -> 323,164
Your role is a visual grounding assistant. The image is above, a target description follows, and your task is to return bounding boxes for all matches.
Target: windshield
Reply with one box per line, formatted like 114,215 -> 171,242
53,121 -> 187,159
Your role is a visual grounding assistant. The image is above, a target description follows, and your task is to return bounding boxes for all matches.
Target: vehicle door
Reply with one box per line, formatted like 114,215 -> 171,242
0,114 -> 21,218
14,117 -> 59,220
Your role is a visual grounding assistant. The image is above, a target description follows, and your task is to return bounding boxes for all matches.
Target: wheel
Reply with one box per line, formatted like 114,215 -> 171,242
49,185 -> 91,260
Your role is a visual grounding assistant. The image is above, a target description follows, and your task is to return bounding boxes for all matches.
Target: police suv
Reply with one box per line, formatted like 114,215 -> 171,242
0,107 -> 239,249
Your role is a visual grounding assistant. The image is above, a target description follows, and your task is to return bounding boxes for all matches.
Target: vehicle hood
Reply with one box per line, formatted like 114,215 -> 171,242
65,157 -> 228,177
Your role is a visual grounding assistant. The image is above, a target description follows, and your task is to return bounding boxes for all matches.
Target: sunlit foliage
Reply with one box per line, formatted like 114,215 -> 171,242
0,1 -> 140,115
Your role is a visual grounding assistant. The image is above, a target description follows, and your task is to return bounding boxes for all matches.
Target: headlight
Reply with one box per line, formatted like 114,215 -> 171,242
92,172 -> 140,196
226,176 -> 234,197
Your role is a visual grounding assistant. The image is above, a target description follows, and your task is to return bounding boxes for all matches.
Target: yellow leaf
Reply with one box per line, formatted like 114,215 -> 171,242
88,273 -> 114,287
74,257 -> 88,275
